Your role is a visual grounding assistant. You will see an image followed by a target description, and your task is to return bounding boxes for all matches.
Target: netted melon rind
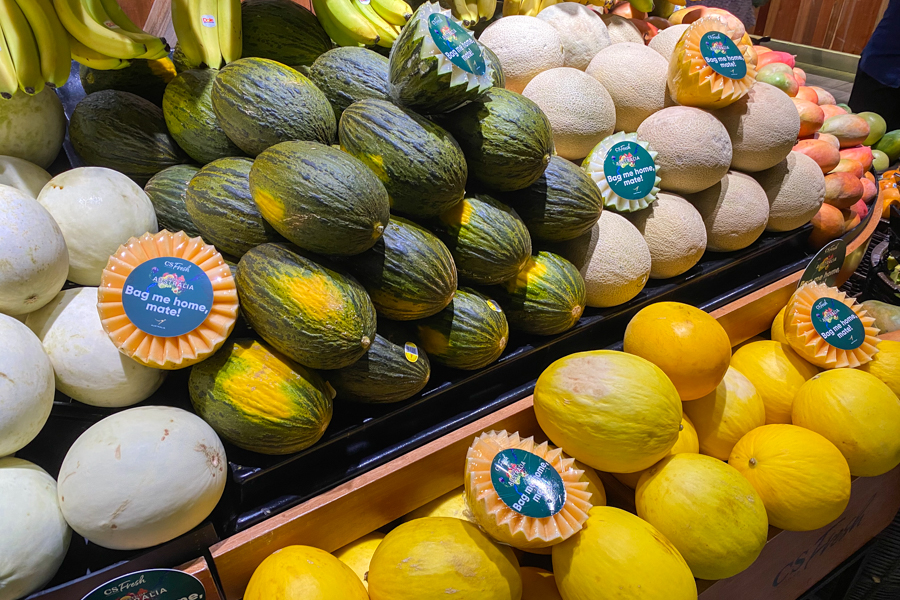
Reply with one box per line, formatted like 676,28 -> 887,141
582,131 -> 661,213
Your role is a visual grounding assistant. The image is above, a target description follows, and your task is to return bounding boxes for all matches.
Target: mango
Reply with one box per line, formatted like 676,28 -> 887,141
872,149 -> 890,172
796,87 -> 818,103
824,171 -> 864,209
820,114 -> 870,148
860,177 -> 877,204
858,112 -> 887,146
841,208 -> 861,231
793,139 -> 841,173
874,130 -> 900,162
793,67 -> 807,86
793,98 -> 824,137
820,105 -> 848,120
758,66 -> 799,97
809,203 -> 845,249
849,198 -> 869,220
814,132 -> 841,149
830,158 -> 864,178
757,51 -> 796,69
860,300 -> 900,333
810,86 -> 836,105
840,146 -> 874,171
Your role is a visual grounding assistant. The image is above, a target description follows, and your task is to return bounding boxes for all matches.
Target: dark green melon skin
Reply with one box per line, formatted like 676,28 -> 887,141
144,164 -> 203,239
499,156 -> 603,243
489,251 -> 586,335
327,333 -> 430,403
80,58 -> 176,106
211,57 -> 336,157
339,99 -> 466,218
415,287 -> 508,370
236,243 -> 377,370
431,193 -> 532,285
69,90 -> 190,186
163,69 -> 244,165
241,0 -> 332,71
185,157 -> 284,257
249,141 -> 390,256
308,47 -> 390,122
345,216 -> 457,320
438,88 -> 552,193
482,45 -> 504,89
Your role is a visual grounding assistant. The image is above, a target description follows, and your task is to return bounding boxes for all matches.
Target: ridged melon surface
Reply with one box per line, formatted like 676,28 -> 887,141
308,47 -> 389,121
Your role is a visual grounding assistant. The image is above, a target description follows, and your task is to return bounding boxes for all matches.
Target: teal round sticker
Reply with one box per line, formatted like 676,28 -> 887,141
603,141 -> 657,201
491,448 -> 566,519
81,569 -> 206,600
122,256 -> 214,337
700,31 -> 747,80
427,13 -> 486,76
811,297 -> 865,351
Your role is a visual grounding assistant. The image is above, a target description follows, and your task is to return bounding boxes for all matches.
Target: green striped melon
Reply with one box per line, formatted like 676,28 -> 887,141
339,99 -> 466,218
189,338 -> 334,455
241,0 -> 332,71
163,69 -> 244,165
249,141 -> 390,256
431,194 -> 532,285
437,88 -> 552,192
69,90 -> 189,186
236,243 -> 377,370
345,216 -> 457,320
415,287 -> 508,370
80,58 -> 177,106
185,157 -> 283,258
144,164 -> 203,239
490,251 -> 586,335
173,43 -> 199,72
308,47 -> 390,122
211,57 -> 336,157
327,332 -> 430,403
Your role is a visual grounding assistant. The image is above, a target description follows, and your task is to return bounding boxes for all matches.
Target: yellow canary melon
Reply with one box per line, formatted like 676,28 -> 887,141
520,567 -> 562,600
859,339 -> 900,397
535,350 -> 682,473
333,532 -> 385,590
771,306 -> 788,344
244,545 -> 369,600
793,369 -> 900,477
367,517 -> 522,600
729,424 -> 851,531
624,302 -> 732,401
613,412 -> 699,488
648,24 -> 690,59
573,459 -> 607,506
668,16 -> 757,109
730,340 -> 818,424
635,453 -> 768,580
464,430 -> 592,550
783,282 -> 880,369
403,487 -> 473,523
552,506 -> 697,600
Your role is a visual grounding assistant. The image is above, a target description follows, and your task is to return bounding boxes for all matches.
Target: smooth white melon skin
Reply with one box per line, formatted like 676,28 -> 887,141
637,106 -> 733,194
57,406 -> 227,550
537,3 -> 610,70
687,171 -> 770,252
0,186 -> 69,316
0,457 -> 71,600
586,43 -> 669,133
37,167 -> 158,286
752,151 -> 825,232
712,82 -> 801,173
628,192 -> 707,279
560,210 -> 651,307
479,16 -> 565,93
26,288 -> 167,407
0,316 -> 54,457
523,67 -> 616,160
648,24 -> 689,58
0,156 -> 52,199
0,88 -> 66,169
600,14 -> 645,44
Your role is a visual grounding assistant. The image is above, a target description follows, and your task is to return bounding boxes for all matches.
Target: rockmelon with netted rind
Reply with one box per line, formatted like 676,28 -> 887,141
628,192 -> 707,279
98,230 -> 239,370
783,282 -> 879,369
465,430 -> 592,550
583,132 -> 660,213
649,24 -> 689,59
668,16 -> 757,109
479,16 -> 564,94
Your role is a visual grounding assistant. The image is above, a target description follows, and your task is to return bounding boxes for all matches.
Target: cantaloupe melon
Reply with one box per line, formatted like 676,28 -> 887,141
752,151 -> 825,232
480,17 -> 565,93
600,14 -> 645,44
0,155 -> 52,198
464,430 -> 592,549
628,192 -> 706,279
522,67 -> 616,160
687,170 -> 769,252
585,43 -> 669,133
713,82 -> 801,172
536,3 -> 610,70
636,106 -> 732,194
558,210 -> 651,308
648,24 -> 689,58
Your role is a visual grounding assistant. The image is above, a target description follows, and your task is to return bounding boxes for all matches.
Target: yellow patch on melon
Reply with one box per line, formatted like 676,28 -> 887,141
501,256 -> 547,294
613,413 -> 699,489
282,272 -> 347,320
251,188 -> 286,225
730,340 -> 818,424
438,197 -> 473,228
363,153 -> 389,181
415,325 -> 449,355
245,545 -> 368,600
219,343 -> 299,422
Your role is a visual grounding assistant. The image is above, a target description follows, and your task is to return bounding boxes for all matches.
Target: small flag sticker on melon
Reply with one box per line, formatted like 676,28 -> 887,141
465,430 -> 592,550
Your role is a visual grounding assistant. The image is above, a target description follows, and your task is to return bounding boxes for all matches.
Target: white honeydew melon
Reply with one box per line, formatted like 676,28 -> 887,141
0,457 -> 71,600
37,167 -> 158,286
687,171 -> 770,252
479,16 -> 565,93
600,14 -> 644,44
57,406 -> 227,550
26,288 -> 167,407
752,151 -> 826,232
648,24 -> 689,58
0,186 -> 68,316
0,156 -> 52,198
0,88 -> 66,169
0,315 -> 54,458
536,3 -> 610,70
628,192 -> 707,279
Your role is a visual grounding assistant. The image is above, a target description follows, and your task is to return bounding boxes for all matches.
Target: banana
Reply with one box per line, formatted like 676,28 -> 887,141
69,33 -> 130,70
217,0 -> 242,64
520,0 -> 540,16
13,0 -> 70,88
83,0 -> 167,59
195,0 -> 223,69
353,0 -> 396,47
171,0 -> 204,67
448,0 -> 475,26
537,0 -> 559,12
325,0 -> 380,46
370,0 -> 411,26
0,0 -> 43,94
0,25 -> 18,97
312,0 -> 363,47
477,0 -> 496,21
53,0 -> 146,59
502,0 -> 521,15
98,0 -> 142,33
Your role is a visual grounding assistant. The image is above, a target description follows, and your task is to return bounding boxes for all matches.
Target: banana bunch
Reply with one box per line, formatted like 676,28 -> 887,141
445,0 -> 496,26
503,0 -> 611,17
172,0 -> 241,70
0,0 -> 71,98
312,0 -> 413,49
